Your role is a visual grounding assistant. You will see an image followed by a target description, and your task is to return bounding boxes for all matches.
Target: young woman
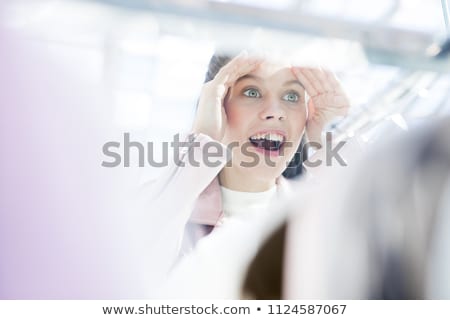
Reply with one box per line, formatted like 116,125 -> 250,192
147,51 -> 350,273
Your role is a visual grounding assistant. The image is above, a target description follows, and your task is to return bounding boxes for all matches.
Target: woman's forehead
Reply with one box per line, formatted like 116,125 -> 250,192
243,61 -> 296,83
237,61 -> 303,87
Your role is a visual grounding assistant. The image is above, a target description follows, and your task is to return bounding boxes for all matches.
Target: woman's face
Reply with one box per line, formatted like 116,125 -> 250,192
222,60 -> 307,180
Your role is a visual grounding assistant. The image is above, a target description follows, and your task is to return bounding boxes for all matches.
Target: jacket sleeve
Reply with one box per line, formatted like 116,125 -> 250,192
138,133 -> 230,275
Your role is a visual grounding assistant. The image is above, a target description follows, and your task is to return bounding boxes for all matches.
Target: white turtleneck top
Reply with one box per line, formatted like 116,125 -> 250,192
219,185 -> 278,224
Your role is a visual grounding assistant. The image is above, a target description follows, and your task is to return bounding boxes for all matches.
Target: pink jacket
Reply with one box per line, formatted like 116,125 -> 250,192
181,175 -> 291,257
145,133 -> 290,267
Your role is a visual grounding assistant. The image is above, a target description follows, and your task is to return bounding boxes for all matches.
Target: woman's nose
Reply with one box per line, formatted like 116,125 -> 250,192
259,97 -> 286,121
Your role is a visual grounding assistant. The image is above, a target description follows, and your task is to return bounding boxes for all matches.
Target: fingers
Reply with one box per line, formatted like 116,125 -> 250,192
291,67 -> 318,96
213,51 -> 263,87
322,69 -> 342,90
291,66 -> 342,96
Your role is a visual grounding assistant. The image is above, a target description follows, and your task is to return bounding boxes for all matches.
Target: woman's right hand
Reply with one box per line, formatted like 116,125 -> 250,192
192,51 -> 262,141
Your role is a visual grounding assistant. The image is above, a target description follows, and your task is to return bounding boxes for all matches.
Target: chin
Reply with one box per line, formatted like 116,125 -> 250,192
241,158 -> 287,180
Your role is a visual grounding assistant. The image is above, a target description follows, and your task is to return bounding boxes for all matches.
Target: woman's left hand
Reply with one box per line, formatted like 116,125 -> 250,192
291,66 -> 350,145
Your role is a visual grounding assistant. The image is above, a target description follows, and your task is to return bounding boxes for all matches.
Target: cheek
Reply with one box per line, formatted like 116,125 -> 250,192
290,108 -> 307,136
223,100 -> 251,142
225,98 -> 255,128
224,103 -> 238,123
224,104 -> 241,129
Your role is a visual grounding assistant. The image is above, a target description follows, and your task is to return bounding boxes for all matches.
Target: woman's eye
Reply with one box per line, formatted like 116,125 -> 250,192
283,92 -> 299,102
243,88 -> 261,98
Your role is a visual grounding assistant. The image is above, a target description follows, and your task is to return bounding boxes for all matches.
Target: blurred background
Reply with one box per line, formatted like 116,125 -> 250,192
2,0 -> 450,299
3,0 -> 450,178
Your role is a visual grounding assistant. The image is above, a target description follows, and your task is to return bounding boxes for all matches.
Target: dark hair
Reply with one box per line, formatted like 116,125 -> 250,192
204,53 -> 307,179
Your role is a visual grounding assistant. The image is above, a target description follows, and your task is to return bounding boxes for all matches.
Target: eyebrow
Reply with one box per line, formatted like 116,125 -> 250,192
283,79 -> 305,90
235,74 -> 305,89
235,74 -> 262,84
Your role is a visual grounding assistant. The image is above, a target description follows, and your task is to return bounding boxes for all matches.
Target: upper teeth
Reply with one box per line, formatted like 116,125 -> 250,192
250,133 -> 285,142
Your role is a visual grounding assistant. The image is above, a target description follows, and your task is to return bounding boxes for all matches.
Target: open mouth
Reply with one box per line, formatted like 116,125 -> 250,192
248,132 -> 286,155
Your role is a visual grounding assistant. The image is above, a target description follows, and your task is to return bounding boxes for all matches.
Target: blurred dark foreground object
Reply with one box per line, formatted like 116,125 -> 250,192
243,117 -> 450,299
